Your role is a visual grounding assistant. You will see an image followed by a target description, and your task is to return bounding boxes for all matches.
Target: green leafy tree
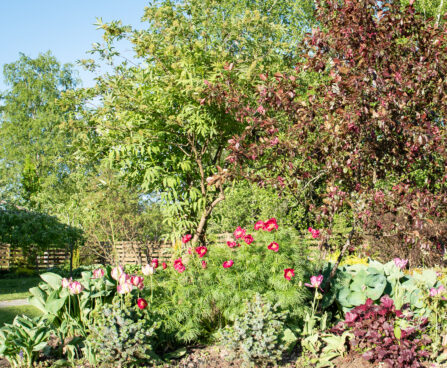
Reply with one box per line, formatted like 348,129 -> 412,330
71,0 -> 315,244
0,52 -> 79,211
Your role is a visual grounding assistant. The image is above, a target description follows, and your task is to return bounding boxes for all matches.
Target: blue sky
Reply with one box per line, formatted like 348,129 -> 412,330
0,0 -> 148,90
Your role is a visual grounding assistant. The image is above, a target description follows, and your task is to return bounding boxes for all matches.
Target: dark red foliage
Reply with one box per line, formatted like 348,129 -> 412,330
331,297 -> 431,367
207,0 -> 447,266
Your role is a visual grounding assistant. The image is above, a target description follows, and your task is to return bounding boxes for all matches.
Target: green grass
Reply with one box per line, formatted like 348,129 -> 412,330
0,305 -> 42,326
0,277 -> 40,301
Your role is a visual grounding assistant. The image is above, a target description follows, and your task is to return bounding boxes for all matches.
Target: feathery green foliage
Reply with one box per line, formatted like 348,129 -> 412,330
146,224 -> 314,347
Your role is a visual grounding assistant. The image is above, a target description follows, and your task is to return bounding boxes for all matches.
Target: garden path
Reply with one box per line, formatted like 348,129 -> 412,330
0,298 -> 28,308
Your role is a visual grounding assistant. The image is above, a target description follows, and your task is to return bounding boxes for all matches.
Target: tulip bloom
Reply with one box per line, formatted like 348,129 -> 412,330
92,268 -> 105,279
284,268 -> 295,281
267,242 -> 279,252
305,275 -> 324,291
137,298 -> 148,310
223,260 -> 234,268
254,221 -> 265,230
182,234 -> 192,243
264,218 -> 278,232
131,276 -> 144,287
69,281 -> 84,295
61,277 -> 72,288
195,246 -> 208,258
118,273 -> 130,286
111,265 -> 124,280
244,234 -> 254,245
142,264 -> 155,276
393,258 -> 408,270
117,282 -> 133,294
201,260 -> 207,269
151,259 -> 159,269
162,262 -> 167,269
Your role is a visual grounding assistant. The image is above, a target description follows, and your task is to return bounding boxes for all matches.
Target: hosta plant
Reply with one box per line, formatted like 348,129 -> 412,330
322,259 -> 441,314
331,296 -> 431,367
28,268 -> 116,339
0,315 -> 51,368
217,293 -> 290,367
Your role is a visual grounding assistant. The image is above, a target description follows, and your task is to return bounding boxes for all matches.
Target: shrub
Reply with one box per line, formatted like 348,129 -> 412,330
217,293 -> 288,366
84,296 -> 160,367
331,297 -> 431,367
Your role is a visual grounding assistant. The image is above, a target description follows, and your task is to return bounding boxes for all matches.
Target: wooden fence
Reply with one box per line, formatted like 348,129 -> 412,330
0,231 -> 347,271
0,245 -> 69,271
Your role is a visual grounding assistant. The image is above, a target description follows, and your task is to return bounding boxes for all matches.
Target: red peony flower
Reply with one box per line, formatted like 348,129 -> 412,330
223,260 -> 234,268
174,258 -> 186,273
162,262 -> 167,269
137,298 -> 148,310
151,258 -> 159,268
264,218 -> 278,232
267,242 -> 279,252
195,246 -> 208,258
234,226 -> 246,239
284,268 -> 295,281
201,260 -> 207,269
254,220 -> 265,230
227,241 -> 238,248
182,234 -> 192,243
243,234 -> 254,245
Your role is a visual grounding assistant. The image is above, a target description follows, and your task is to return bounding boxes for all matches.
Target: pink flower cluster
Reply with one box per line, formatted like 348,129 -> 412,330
430,285 -> 446,297
111,265 -> 145,294
233,226 -> 254,244
254,218 -> 278,232
308,227 -> 321,239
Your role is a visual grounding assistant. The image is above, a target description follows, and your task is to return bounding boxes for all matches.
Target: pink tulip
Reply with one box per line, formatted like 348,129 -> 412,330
92,268 -> 105,279
61,277 -> 72,288
111,265 -> 124,280
69,281 -> 83,295
142,264 -> 155,276
305,275 -> 324,291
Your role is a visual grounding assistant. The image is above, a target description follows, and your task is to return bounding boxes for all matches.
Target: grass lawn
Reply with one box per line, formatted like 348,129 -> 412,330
0,305 -> 42,326
0,277 -> 40,301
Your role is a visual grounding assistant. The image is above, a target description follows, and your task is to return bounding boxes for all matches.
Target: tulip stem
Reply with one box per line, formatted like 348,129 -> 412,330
150,275 -> 153,303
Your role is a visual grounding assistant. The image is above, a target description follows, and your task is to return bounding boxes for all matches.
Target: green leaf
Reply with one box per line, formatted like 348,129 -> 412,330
40,272 -> 63,290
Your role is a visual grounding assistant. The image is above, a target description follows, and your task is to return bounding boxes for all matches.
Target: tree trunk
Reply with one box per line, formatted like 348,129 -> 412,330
191,191 -> 225,245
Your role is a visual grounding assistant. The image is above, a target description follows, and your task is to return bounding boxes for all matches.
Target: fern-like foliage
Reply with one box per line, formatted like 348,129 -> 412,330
144,225 -> 316,348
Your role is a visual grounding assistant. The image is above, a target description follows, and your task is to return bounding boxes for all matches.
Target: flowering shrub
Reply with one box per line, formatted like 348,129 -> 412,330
144,220 -> 313,345
217,293 -> 288,366
331,297 -> 431,367
85,296 -> 160,367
